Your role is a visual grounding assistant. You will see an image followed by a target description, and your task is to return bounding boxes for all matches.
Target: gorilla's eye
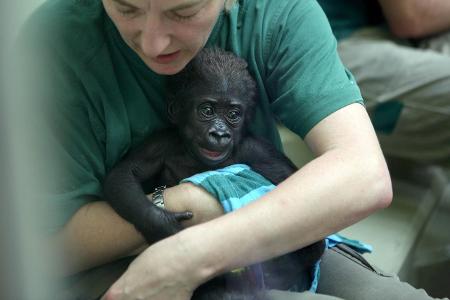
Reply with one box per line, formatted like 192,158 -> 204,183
199,105 -> 215,118
227,109 -> 241,122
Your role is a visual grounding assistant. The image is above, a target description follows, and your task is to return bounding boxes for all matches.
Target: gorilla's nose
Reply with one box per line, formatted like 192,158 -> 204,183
208,130 -> 231,146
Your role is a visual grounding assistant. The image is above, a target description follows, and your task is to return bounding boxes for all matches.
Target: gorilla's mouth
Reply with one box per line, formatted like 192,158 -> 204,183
200,148 -> 223,158
198,147 -> 230,163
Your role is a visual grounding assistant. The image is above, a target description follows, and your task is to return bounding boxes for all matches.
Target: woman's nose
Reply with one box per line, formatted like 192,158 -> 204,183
140,16 -> 171,57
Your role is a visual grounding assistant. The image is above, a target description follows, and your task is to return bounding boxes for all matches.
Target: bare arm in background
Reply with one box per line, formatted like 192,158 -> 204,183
378,0 -> 450,38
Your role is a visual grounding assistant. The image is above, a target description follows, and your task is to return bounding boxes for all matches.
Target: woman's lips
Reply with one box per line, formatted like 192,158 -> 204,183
154,50 -> 181,64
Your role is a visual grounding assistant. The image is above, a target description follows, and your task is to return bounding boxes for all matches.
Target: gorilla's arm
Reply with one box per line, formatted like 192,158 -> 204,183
103,130 -> 192,244
237,136 -> 297,185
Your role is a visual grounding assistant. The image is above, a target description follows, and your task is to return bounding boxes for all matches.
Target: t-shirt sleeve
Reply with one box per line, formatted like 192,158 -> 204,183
264,0 -> 363,138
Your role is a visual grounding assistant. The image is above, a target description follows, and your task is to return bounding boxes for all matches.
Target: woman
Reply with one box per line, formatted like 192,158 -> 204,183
19,0 -> 441,299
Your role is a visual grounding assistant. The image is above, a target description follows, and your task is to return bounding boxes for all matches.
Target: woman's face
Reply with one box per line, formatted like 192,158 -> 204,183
103,0 -> 224,75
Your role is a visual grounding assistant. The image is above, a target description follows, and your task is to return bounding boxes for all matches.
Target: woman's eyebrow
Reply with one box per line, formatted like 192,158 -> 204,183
111,0 -> 139,8
169,0 -> 207,11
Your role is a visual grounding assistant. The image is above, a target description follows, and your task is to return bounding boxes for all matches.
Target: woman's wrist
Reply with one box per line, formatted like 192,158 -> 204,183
174,225 -> 222,285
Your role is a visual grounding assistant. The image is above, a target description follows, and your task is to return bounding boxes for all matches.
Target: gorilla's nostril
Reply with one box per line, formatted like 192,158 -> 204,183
210,131 -> 230,138
208,131 -> 231,146
220,132 -> 231,139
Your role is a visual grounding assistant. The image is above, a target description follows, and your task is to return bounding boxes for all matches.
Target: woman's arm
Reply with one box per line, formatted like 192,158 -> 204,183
48,183 -> 224,276
103,103 -> 393,300
183,103 -> 393,278
378,0 -> 450,38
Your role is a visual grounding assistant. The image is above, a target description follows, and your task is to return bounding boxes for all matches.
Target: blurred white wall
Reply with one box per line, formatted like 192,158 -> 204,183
1,1 -> 51,300
11,0 -> 46,40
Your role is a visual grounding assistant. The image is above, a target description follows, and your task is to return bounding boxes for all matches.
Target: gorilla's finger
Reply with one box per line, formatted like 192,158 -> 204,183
173,211 -> 194,221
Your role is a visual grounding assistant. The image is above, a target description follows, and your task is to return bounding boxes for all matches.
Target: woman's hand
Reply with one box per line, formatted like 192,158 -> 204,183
101,232 -> 201,300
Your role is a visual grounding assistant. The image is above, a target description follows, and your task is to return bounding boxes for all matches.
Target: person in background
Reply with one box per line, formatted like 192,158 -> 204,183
318,0 -> 450,165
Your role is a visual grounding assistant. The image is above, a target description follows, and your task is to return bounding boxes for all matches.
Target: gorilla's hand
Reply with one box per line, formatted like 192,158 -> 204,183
140,205 -> 193,244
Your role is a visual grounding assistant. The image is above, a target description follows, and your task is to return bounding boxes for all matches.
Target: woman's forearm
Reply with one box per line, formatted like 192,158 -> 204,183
50,184 -> 223,276
48,200 -> 145,276
180,150 -> 391,284
164,183 -> 224,227
175,105 -> 393,285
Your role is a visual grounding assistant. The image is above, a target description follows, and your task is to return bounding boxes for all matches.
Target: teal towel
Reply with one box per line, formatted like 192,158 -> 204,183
181,164 -> 275,213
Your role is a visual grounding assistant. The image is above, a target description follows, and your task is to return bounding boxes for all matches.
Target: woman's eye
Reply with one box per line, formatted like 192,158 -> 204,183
169,2 -> 206,22
169,10 -> 200,21
116,6 -> 139,17
119,10 -> 135,16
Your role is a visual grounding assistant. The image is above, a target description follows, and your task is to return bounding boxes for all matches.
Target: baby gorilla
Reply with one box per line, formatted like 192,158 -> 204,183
103,48 -> 325,299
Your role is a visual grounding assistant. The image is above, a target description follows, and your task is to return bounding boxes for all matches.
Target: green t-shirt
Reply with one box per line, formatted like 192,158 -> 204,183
21,0 -> 362,230
317,0 -> 384,40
